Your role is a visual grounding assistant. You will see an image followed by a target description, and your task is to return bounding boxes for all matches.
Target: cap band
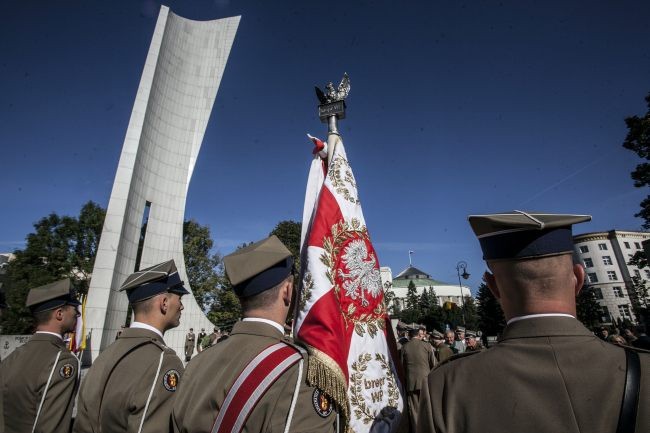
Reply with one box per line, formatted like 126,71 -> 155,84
233,256 -> 294,298
30,295 -> 81,313
479,227 -> 574,260
126,272 -> 188,303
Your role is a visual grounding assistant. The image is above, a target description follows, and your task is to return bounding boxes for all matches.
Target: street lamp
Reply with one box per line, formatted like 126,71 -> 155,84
456,261 -> 470,326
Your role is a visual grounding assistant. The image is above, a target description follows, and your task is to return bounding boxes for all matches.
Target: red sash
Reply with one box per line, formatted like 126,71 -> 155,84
210,342 -> 303,433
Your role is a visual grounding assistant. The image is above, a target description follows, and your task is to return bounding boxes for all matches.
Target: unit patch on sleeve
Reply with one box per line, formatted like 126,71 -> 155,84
59,363 -> 75,379
162,369 -> 179,392
312,388 -> 333,417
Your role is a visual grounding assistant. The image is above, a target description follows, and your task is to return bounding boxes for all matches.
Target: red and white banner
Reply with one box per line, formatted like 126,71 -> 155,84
296,134 -> 404,433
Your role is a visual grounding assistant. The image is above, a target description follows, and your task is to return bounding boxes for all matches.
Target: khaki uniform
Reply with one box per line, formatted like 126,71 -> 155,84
74,328 -> 183,433
184,332 -> 195,360
401,339 -> 436,431
172,321 -> 338,433
433,345 -> 453,364
0,333 -> 80,433
418,317 -> 650,433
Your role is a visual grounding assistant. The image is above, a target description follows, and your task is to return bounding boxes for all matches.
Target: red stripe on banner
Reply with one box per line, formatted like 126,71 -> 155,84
214,345 -> 298,433
298,289 -> 353,382
307,186 -> 343,249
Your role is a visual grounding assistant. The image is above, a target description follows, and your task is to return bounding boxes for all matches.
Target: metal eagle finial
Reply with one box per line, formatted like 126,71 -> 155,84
315,73 -> 350,104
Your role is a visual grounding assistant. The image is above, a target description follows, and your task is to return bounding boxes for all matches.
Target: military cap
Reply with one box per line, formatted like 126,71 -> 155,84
468,210 -> 591,261
430,330 -> 445,340
26,279 -> 81,313
465,331 -> 477,338
455,326 -> 466,333
223,235 -> 294,297
119,259 -> 189,303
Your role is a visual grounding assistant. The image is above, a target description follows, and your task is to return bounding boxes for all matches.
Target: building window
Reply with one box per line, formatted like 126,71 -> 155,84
607,271 -> 618,281
601,306 -> 611,322
634,269 -> 641,278
635,242 -> 641,249
583,258 -> 594,268
592,288 -> 603,299
598,243 -> 608,251
618,304 -> 632,319
645,270 -> 650,279
613,286 -> 625,298
579,245 -> 589,253
624,242 -> 631,249
602,256 -> 613,265
588,273 -> 598,283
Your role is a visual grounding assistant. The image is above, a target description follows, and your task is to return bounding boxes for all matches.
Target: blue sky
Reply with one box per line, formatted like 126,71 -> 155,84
2,0 -> 650,293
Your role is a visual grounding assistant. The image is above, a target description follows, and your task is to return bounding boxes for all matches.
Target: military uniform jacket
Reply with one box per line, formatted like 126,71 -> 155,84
400,339 -> 436,392
417,317 -> 650,433
73,328 -> 184,433
184,333 -> 195,349
172,321 -> 338,433
0,333 -> 80,433
434,345 -> 453,364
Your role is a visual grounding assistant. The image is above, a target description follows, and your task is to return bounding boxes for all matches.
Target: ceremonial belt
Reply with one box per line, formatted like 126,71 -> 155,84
211,342 -> 304,433
616,348 -> 640,433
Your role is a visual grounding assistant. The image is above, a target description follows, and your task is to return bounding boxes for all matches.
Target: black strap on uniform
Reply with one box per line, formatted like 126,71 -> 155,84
616,348 -> 640,433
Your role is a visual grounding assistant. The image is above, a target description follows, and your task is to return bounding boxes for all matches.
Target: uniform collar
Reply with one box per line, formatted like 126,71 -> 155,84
507,313 -> 575,325
242,317 -> 285,335
231,320 -> 285,339
120,325 -> 166,344
130,321 -> 164,339
499,316 -> 593,342
32,331 -> 66,348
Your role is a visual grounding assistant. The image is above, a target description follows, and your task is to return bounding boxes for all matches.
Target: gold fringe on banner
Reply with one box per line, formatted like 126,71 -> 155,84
305,346 -> 350,431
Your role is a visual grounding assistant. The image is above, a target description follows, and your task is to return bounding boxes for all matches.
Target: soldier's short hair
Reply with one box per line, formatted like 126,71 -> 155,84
33,308 -> 56,326
239,273 -> 292,312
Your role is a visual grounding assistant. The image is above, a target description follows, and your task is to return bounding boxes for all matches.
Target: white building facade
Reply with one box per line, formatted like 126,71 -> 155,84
383,265 -> 471,311
573,230 -> 650,324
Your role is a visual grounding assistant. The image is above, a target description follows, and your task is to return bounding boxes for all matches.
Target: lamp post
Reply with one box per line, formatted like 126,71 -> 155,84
456,261 -> 470,326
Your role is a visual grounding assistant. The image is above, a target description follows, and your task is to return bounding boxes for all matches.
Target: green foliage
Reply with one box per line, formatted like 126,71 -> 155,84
622,92 -> 650,228
1,201 -> 105,334
462,295 -> 480,331
476,282 -> 506,337
269,220 -> 302,273
182,220 -> 220,311
576,285 -> 605,330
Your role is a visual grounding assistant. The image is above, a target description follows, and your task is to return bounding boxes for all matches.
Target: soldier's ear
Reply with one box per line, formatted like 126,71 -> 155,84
572,263 -> 585,296
282,278 -> 293,307
159,294 -> 169,314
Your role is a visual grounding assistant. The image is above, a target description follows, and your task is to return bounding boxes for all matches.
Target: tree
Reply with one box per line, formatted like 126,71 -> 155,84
462,295 -> 480,331
1,201 -> 105,334
269,220 -> 302,273
401,280 -> 421,324
183,220 -> 221,311
576,285 -> 605,331
476,282 -> 506,339
622,93 -> 650,228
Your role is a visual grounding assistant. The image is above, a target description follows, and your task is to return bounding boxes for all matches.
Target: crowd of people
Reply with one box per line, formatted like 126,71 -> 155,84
1,212 -> 648,433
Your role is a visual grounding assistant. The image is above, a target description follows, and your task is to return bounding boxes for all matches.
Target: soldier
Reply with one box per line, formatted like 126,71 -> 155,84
453,326 -> 466,353
430,330 -> 453,363
74,260 -> 187,433
196,328 -> 207,353
401,327 -> 436,431
464,331 -> 482,352
184,328 -> 195,362
172,235 -> 339,433
0,279 -> 81,433
443,330 -> 458,355
418,211 -> 650,432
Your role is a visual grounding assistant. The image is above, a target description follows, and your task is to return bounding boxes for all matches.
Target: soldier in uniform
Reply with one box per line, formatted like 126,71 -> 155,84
401,327 -> 436,431
196,328 -> 207,353
418,211 -> 650,433
74,260 -> 187,433
452,327 -> 466,353
184,328 -> 195,362
430,330 -> 453,363
0,279 -> 81,433
463,331 -> 482,352
172,235 -> 338,433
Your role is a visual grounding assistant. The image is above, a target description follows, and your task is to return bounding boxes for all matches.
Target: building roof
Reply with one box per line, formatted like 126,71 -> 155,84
392,265 -> 450,287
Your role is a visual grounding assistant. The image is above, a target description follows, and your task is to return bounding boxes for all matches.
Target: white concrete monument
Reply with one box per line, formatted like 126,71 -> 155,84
85,6 -> 239,360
